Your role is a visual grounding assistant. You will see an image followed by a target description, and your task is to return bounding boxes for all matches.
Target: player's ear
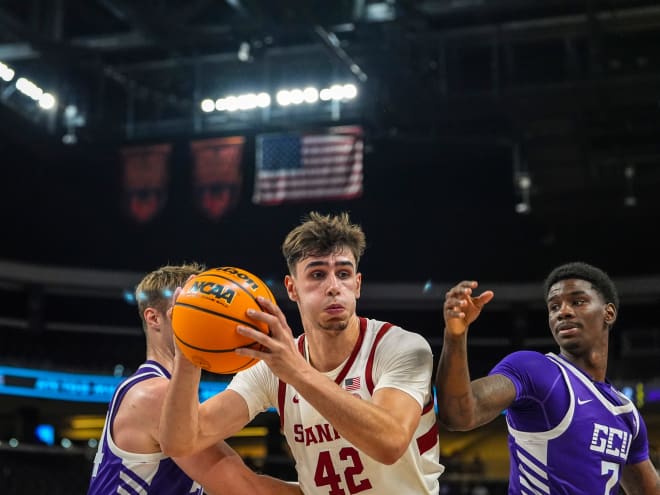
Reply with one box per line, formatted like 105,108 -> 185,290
284,274 -> 298,302
144,307 -> 160,329
604,303 -> 617,328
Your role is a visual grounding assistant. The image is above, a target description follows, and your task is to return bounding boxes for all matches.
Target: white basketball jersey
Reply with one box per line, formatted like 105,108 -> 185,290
229,317 -> 443,495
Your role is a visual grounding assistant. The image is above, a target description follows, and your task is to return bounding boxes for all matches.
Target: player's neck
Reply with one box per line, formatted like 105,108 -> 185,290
560,347 -> 608,382
306,316 -> 360,372
146,346 -> 175,374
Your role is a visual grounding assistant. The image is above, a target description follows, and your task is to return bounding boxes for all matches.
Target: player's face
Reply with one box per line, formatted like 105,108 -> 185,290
546,279 -> 614,354
287,247 -> 361,332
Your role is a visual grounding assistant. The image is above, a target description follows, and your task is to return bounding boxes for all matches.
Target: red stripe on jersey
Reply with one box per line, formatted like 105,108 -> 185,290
333,318 -> 367,386
365,321 -> 394,394
277,380 -> 287,429
277,336 -> 307,429
416,421 -> 439,455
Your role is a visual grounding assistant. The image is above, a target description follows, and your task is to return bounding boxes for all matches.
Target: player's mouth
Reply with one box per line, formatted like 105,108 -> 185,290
556,322 -> 580,337
324,304 -> 345,315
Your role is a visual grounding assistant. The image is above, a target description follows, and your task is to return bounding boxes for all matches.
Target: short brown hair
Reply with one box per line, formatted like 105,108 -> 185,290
281,211 -> 366,274
135,263 -> 205,322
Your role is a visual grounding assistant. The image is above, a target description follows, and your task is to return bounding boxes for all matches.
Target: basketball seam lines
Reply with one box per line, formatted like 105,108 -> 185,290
198,271 -> 267,307
173,301 -> 266,353
174,301 -> 262,329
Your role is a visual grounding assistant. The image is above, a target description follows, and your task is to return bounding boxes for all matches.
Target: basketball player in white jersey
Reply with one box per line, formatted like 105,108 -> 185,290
161,212 -> 444,494
87,263 -> 301,495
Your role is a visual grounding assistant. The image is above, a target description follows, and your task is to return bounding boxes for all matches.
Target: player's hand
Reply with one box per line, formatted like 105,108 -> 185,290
444,281 -> 494,337
234,296 -> 307,383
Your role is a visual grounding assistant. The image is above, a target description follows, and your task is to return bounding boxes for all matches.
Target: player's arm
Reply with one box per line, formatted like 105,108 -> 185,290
620,459 -> 660,495
160,350 -> 251,458
435,280 -> 515,431
175,443 -> 302,495
236,298 -> 428,465
294,369 -> 423,465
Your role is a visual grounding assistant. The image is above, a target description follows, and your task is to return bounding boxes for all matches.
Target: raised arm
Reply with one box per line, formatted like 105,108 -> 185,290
160,349 -> 251,458
435,281 -> 515,430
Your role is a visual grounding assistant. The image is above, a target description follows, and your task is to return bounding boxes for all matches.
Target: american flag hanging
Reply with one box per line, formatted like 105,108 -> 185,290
252,125 -> 363,205
344,376 -> 361,391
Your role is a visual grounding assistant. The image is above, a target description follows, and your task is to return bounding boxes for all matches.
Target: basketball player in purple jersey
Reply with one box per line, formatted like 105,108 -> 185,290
436,262 -> 659,494
87,263 -> 301,495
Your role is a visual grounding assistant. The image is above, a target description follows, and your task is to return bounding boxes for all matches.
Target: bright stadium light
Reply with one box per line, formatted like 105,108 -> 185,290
303,87 -> 319,103
329,84 -> 344,100
237,93 -> 258,110
16,77 -> 43,100
289,89 -> 304,105
319,88 -> 332,101
0,61 -> 15,82
256,92 -> 271,108
225,95 -> 240,112
276,90 -> 292,106
201,98 -> 215,112
203,82 -> 358,113
38,92 -> 56,110
343,84 -> 358,99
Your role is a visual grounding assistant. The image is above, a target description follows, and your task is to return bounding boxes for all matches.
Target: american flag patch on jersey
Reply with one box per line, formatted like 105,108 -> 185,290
344,377 -> 361,391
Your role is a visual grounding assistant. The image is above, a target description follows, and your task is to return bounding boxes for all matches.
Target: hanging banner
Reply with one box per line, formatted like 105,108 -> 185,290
120,143 -> 172,223
190,136 -> 244,221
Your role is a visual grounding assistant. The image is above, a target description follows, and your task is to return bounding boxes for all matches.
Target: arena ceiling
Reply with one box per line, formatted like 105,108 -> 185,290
2,0 -> 660,218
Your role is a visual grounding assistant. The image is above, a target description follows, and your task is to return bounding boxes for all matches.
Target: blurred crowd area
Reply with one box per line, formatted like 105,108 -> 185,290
5,441 -> 654,495
0,445 -> 511,495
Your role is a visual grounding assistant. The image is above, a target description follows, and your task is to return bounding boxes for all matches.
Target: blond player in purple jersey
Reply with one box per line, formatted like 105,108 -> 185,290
161,212 -> 443,494
87,263 -> 301,495
436,261 -> 659,494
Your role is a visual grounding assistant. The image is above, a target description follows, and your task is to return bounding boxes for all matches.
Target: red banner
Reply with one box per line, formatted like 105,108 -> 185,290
120,144 -> 172,223
190,136 -> 244,221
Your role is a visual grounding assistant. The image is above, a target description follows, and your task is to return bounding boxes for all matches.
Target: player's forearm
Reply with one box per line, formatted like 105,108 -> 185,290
620,459 -> 660,495
160,352 -> 204,457
435,331 -> 478,430
292,367 -> 411,464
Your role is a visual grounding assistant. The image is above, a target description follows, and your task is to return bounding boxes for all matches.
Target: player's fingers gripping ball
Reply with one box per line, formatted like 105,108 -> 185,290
172,266 -> 275,374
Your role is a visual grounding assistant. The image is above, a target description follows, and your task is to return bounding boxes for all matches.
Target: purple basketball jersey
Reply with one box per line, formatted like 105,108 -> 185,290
87,361 -> 203,495
490,351 -> 649,495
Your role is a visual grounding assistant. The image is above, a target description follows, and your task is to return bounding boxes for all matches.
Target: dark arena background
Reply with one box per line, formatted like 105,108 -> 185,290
1,1 -> 659,494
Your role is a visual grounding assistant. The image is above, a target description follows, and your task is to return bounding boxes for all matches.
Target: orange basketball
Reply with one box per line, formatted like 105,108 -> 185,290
171,266 -> 275,374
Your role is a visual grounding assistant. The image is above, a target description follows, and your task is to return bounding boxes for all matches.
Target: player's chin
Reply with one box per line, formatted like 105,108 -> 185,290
320,317 -> 349,332
556,337 -> 582,352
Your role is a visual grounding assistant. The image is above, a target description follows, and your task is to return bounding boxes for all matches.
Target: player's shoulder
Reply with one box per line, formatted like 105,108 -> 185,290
124,375 -> 169,407
364,317 -> 431,350
497,350 -> 554,370
364,317 -> 415,337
